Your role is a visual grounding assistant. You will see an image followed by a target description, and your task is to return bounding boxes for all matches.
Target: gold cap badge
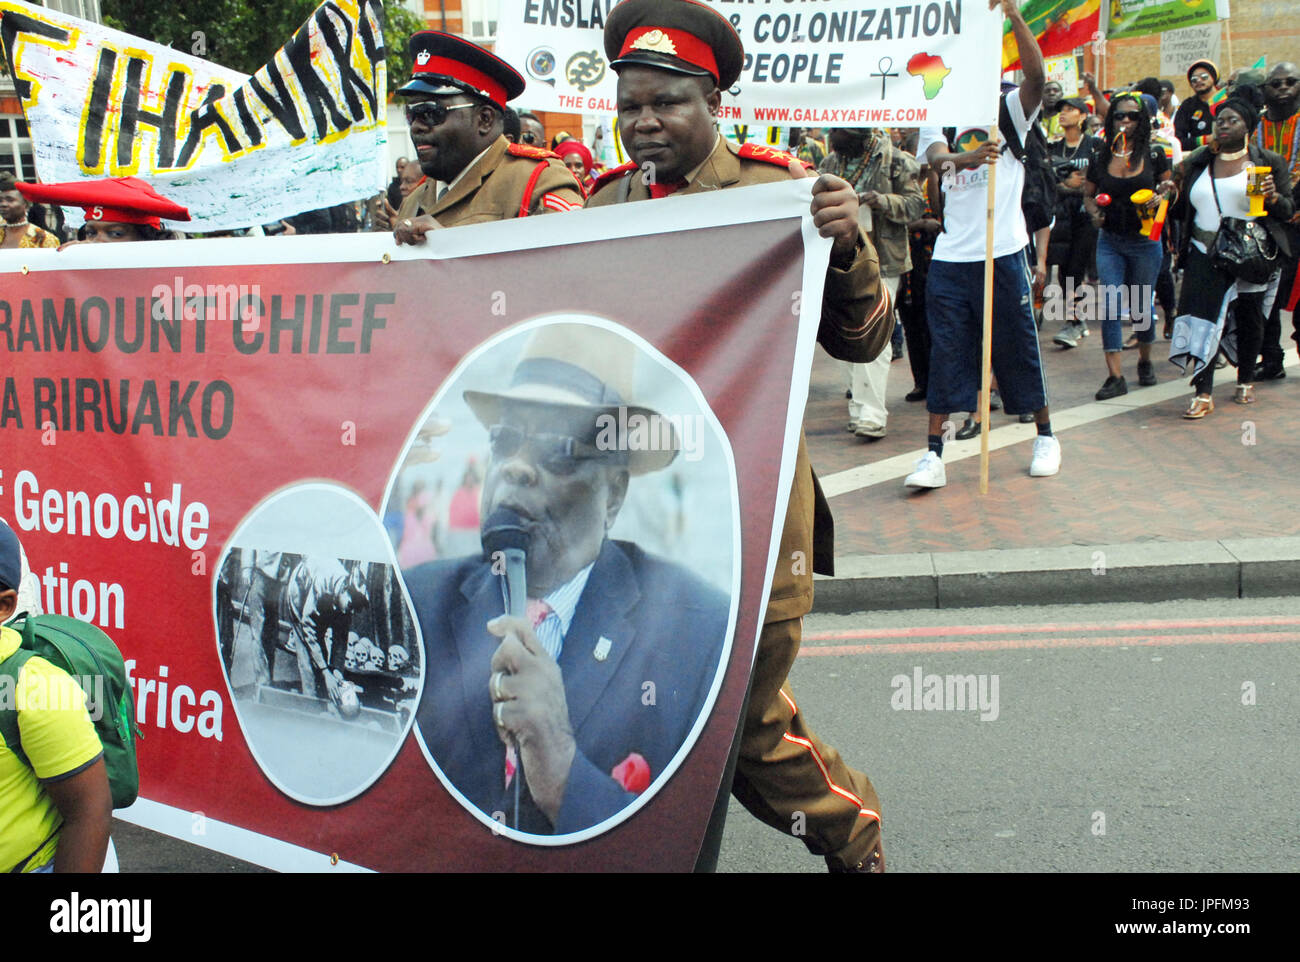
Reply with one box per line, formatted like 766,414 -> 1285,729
631,29 -> 677,55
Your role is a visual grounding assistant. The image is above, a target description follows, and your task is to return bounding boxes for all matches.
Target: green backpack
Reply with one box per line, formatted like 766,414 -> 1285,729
0,613 -> 141,808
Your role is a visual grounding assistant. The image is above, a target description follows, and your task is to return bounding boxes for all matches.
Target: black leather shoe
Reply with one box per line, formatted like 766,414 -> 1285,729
905,386 -> 927,402
1095,375 -> 1128,400
826,843 -> 885,873
955,417 -> 980,440
1253,365 -> 1286,381
1018,412 -> 1035,423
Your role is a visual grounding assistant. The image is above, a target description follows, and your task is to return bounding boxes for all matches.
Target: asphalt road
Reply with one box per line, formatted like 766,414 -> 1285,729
716,595 -> 1300,873
107,595 -> 1299,873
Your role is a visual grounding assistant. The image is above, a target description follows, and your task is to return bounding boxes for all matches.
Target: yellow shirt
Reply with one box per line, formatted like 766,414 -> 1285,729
0,223 -> 59,248
0,624 -> 104,872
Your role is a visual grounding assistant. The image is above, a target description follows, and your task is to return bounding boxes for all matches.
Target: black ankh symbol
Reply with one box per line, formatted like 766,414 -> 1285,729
871,57 -> 899,99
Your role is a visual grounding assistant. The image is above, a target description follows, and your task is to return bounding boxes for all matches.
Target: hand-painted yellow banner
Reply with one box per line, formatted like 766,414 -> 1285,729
0,0 -> 388,231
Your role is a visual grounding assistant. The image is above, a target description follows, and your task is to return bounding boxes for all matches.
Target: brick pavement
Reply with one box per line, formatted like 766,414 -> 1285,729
807,322 -> 1300,559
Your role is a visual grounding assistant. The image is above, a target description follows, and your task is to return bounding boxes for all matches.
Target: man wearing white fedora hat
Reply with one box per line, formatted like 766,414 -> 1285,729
406,323 -> 730,835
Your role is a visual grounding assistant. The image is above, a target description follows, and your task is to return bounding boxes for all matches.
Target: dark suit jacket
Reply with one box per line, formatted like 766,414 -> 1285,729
406,538 -> 730,835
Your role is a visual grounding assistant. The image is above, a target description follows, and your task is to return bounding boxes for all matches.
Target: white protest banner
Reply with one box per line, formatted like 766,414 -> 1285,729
0,0 -> 387,231
1159,21 -> 1221,76
496,0 -> 1002,128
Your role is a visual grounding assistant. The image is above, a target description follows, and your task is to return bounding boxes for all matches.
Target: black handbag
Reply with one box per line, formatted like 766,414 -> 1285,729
1208,170 -> 1278,284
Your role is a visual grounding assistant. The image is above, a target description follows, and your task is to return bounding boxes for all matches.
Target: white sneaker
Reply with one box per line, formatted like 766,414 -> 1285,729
904,451 -> 946,488
1029,435 -> 1061,477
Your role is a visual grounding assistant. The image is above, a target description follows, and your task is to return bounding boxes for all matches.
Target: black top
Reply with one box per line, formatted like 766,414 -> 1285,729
1174,96 -> 1214,151
1087,148 -> 1170,236
1050,133 -> 1101,174
1050,134 -> 1101,231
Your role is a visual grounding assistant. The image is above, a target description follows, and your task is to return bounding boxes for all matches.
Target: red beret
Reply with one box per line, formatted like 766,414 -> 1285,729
15,176 -> 190,229
553,139 -> 593,172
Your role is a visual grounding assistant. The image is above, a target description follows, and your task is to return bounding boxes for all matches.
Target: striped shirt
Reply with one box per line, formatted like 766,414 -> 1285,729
533,562 -> 594,661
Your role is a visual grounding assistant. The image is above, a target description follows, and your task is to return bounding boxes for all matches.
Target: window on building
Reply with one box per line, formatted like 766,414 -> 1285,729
0,116 -> 36,180
463,0 -> 499,41
42,0 -> 102,20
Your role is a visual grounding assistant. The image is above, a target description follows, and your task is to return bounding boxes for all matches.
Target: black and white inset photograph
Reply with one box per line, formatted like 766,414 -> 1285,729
382,316 -> 741,843
214,485 -> 424,806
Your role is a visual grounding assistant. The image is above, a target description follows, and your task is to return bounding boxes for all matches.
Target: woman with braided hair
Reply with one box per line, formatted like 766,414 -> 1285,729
1083,91 -> 1175,399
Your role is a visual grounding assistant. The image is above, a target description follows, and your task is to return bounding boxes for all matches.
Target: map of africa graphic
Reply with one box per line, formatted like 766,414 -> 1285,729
907,52 -> 951,100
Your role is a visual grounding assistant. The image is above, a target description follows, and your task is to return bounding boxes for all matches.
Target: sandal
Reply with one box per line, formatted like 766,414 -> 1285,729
1123,334 -> 1140,350
1183,396 -> 1214,419
1233,384 -> 1256,404
1163,318 -> 1173,340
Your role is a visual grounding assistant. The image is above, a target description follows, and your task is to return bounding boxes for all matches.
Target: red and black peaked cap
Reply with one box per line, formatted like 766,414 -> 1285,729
397,31 -> 526,109
605,0 -> 744,91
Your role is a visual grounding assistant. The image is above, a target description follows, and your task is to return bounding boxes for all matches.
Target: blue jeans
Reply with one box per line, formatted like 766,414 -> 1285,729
1095,230 -> 1163,352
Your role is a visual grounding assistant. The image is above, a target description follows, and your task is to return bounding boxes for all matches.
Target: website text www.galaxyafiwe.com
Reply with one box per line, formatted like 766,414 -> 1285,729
752,105 -> 929,124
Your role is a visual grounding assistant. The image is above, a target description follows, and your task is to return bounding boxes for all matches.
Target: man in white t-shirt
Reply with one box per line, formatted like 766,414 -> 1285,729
904,0 -> 1060,489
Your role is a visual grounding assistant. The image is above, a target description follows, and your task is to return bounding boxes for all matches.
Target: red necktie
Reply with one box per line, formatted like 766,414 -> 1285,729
505,600 -> 554,787
648,180 -> 686,199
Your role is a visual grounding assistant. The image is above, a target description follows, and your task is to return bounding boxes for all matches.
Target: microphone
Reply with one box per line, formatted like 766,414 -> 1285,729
480,507 -> 531,827
481,507 -> 529,618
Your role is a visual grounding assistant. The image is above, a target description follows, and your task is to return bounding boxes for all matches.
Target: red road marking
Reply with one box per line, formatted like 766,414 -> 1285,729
803,615 -> 1300,642
798,632 -> 1300,657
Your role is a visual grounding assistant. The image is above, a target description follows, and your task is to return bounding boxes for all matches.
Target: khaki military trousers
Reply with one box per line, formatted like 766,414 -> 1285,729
732,615 -> 882,869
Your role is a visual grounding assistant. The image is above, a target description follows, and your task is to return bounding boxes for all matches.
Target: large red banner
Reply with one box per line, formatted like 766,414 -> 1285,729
1,183 -> 829,870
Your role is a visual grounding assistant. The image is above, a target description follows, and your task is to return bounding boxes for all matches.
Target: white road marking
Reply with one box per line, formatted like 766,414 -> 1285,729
821,352 -> 1298,498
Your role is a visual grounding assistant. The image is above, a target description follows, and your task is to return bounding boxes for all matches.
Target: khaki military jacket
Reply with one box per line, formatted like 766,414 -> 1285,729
820,133 -> 925,277
588,136 -> 893,622
398,136 -> 584,228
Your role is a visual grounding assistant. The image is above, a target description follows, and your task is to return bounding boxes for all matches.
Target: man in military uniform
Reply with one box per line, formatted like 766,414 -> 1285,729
588,0 -> 891,872
385,32 -> 583,241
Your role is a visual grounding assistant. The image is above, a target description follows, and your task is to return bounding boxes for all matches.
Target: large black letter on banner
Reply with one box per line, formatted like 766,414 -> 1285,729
249,61 -> 307,143
176,84 -> 244,168
82,47 -> 116,171
0,11 -> 70,101
118,56 -> 189,169
315,3 -> 376,121
284,20 -> 351,139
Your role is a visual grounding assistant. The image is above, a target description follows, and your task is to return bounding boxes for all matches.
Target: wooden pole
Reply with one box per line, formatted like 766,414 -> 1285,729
1223,20 -> 1234,74
979,121 -> 997,496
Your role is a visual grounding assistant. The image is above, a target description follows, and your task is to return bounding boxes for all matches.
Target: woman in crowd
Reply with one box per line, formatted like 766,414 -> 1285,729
15,175 -> 189,243
0,173 -> 60,249
553,139 -> 596,197
1049,97 -> 1102,349
1171,87 -> 1294,418
1083,92 -> 1175,399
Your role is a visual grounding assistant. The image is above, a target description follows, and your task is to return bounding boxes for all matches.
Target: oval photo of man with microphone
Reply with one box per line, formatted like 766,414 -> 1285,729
384,318 -> 738,842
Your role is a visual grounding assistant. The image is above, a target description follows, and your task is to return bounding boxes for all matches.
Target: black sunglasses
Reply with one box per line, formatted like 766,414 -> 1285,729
1267,78 -> 1298,89
404,101 -> 476,127
488,424 -> 620,476
1113,111 -> 1141,119
520,132 -> 540,145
